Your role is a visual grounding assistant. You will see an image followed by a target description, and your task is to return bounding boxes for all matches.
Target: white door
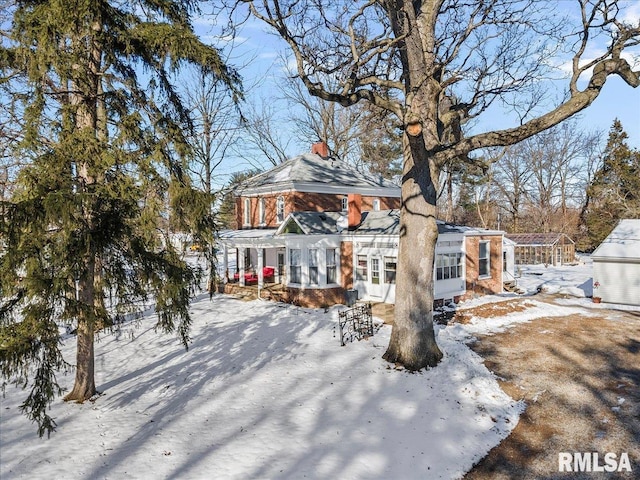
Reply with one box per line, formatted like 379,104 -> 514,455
370,257 -> 382,297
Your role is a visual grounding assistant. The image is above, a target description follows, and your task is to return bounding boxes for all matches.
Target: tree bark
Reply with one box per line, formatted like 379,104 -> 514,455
383,133 -> 443,369
64,260 -> 97,402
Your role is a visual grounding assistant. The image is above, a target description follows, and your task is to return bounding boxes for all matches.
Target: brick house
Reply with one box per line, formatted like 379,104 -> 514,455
218,142 -> 509,307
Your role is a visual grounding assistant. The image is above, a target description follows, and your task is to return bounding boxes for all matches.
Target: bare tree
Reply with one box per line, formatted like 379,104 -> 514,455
184,70 -> 242,198
240,96 -> 293,166
236,0 -> 640,369
492,145 -> 533,232
490,121 -> 601,234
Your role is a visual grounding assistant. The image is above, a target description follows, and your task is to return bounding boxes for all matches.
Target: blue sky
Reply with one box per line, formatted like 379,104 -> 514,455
195,1 -> 640,175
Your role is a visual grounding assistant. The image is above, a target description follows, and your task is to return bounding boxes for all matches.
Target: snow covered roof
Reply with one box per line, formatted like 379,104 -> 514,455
505,233 -> 574,246
277,212 -> 345,235
235,152 -> 400,197
219,211 -> 504,243
591,219 -> 640,261
353,210 -> 503,236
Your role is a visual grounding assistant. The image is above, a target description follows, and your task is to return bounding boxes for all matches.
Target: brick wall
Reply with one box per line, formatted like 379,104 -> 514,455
463,235 -> 503,300
236,191 -> 401,229
340,241 -> 353,290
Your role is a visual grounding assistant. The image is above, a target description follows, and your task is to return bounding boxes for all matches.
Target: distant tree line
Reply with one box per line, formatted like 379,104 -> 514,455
436,119 -> 640,252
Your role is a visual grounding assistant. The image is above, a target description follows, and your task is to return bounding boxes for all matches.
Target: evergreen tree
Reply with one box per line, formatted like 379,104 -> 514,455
0,0 -> 241,436
358,104 -> 403,180
581,120 -> 640,251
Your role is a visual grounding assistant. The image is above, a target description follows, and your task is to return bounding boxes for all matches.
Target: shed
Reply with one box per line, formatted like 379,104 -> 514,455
591,219 -> 640,306
506,233 -> 575,266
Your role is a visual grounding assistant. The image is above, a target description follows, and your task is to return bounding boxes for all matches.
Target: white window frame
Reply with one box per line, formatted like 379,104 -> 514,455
308,248 -> 319,285
259,197 -> 266,226
356,254 -> 368,281
341,196 -> 348,212
289,248 -> 302,285
384,256 -> 397,284
326,248 -> 338,285
276,196 -> 285,224
372,198 -> 381,211
243,198 -> 251,226
479,241 -> 491,278
436,253 -> 463,280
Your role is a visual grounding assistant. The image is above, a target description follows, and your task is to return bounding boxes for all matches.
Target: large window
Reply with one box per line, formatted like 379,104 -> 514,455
356,255 -> 368,280
308,248 -> 319,285
243,198 -> 251,226
276,196 -> 285,223
384,257 -> 397,284
436,253 -> 463,280
326,248 -> 337,284
479,241 -> 490,277
289,249 -> 301,284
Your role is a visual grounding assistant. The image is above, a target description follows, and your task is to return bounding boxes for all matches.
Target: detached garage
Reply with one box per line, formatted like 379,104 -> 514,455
591,219 -> 640,306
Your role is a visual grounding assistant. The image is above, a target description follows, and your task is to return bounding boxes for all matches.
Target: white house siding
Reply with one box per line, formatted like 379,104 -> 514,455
591,219 -> 640,307
593,259 -> 640,306
352,235 -> 398,304
281,235 -> 343,289
434,234 -> 467,302
352,233 -> 468,305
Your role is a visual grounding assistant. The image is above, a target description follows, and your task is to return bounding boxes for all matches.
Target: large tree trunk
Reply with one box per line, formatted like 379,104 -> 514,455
64,260 -> 97,402
383,133 -> 443,369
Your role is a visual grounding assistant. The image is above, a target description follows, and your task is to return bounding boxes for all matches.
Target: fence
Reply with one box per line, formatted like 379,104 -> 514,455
337,303 -> 374,346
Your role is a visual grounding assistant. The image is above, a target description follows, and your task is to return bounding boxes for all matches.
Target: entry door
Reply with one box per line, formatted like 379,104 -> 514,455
370,257 -> 382,297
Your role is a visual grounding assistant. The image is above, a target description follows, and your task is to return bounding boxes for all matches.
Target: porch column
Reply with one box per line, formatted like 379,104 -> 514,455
257,248 -> 264,288
222,244 -> 229,283
238,247 -> 246,286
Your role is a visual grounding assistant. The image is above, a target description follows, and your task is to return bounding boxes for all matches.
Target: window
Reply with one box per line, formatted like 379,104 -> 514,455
436,253 -> 463,280
371,258 -> 380,284
384,257 -> 397,284
289,248 -> 301,284
372,198 -> 381,211
341,196 -> 348,212
276,196 -> 285,223
479,241 -> 490,277
308,248 -> 319,285
243,198 -> 251,226
356,255 -> 368,280
259,198 -> 266,225
326,248 -> 337,284
503,252 -> 507,272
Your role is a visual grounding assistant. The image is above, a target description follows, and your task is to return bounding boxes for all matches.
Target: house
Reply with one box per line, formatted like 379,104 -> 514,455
218,142 -> 510,308
591,219 -> 640,306
505,233 -> 575,266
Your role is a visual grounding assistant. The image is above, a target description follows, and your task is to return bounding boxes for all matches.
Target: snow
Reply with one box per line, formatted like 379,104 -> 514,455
2,295 -> 525,480
2,260 -> 636,479
515,261 -> 594,297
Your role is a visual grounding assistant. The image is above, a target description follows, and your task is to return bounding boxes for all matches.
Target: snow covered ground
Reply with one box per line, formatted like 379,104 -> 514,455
0,260 -> 632,479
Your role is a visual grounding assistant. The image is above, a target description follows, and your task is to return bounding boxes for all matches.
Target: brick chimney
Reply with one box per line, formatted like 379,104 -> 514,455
311,141 -> 329,158
347,193 -> 362,229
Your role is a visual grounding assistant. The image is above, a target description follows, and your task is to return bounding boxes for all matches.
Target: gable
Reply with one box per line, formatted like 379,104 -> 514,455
592,219 -> 640,261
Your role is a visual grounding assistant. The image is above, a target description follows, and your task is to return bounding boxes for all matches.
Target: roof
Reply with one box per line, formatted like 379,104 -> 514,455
219,210 -> 505,243
592,219 -> 640,261
277,209 -> 504,237
235,152 -> 400,197
505,233 -> 574,246
278,212 -> 345,235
